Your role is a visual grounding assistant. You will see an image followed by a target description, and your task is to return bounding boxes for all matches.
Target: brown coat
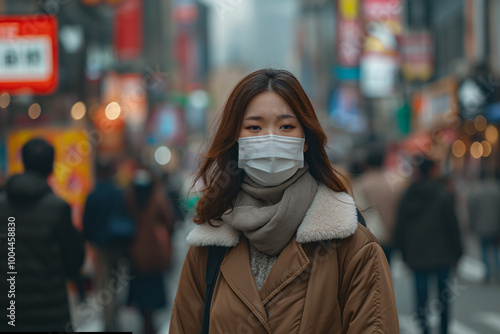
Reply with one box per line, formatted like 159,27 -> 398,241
170,185 -> 399,333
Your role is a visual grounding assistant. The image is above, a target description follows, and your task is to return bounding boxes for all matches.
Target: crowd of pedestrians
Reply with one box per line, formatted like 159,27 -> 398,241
353,144 -> 500,334
0,138 -> 184,333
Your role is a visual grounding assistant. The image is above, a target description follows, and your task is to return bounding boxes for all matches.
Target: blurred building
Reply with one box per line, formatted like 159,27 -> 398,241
402,0 -> 500,178
0,0 -> 215,228
325,0 -> 500,179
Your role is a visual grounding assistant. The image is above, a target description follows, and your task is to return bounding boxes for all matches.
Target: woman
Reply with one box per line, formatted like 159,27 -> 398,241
169,69 -> 398,333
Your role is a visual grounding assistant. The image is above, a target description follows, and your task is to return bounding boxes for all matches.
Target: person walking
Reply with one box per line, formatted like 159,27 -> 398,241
395,158 -> 463,334
353,143 -> 403,265
467,171 -> 500,284
169,69 -> 399,333
83,159 -> 133,331
126,168 -> 175,334
0,138 -> 85,332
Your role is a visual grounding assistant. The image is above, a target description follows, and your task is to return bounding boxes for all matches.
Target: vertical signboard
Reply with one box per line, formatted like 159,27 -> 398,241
336,0 -> 363,81
359,0 -> 402,97
113,0 -> 143,61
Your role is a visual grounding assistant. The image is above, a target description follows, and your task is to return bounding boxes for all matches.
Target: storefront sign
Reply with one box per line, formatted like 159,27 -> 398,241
360,53 -> 399,97
336,0 -> 362,76
113,0 -> 143,61
336,18 -> 364,67
329,85 -> 367,133
400,32 -> 433,81
148,103 -> 186,145
414,77 -> 458,129
0,15 -> 59,95
362,0 -> 402,35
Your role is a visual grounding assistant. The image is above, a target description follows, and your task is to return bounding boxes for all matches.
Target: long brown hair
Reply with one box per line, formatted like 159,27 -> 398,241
193,69 -> 350,224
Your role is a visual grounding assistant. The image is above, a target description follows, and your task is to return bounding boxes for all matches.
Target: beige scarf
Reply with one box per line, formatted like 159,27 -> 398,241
222,166 -> 318,255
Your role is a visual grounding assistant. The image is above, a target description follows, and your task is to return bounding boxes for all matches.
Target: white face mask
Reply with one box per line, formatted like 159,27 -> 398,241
238,134 -> 305,186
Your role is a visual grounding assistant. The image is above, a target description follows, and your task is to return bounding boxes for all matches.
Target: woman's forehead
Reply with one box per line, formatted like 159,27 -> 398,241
243,92 -> 295,117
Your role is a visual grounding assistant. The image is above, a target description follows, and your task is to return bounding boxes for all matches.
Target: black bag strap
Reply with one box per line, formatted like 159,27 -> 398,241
357,208 -> 366,227
201,246 -> 227,334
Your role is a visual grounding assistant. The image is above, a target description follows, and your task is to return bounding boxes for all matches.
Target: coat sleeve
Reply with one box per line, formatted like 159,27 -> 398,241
53,201 -> 85,278
339,240 -> 399,334
169,245 -> 208,334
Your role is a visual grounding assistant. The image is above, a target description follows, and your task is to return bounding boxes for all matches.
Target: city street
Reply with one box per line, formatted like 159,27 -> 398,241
3,1 -> 500,333
71,217 -> 500,334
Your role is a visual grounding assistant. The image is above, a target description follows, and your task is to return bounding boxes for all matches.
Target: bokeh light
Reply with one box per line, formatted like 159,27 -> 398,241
154,146 -> 172,165
485,125 -> 498,143
452,140 -> 466,158
105,102 -> 121,120
481,141 -> 492,157
474,115 -> 487,131
28,103 -> 41,119
470,141 -> 483,159
71,101 -> 87,120
0,92 -> 10,108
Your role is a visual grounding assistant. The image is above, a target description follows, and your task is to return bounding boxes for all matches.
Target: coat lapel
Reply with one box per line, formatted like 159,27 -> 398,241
259,237 -> 310,305
220,238 -> 272,333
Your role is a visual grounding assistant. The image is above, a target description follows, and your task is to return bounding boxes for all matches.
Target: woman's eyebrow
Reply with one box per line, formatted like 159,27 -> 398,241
243,114 -> 296,121
244,116 -> 263,121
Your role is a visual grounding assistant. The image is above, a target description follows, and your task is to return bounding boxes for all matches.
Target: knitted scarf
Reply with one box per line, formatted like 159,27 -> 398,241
222,166 -> 318,255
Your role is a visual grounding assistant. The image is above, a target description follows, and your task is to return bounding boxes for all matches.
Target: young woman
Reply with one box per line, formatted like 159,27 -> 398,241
169,69 -> 399,333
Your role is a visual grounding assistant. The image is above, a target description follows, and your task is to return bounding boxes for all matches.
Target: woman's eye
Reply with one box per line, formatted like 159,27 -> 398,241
280,124 -> 295,130
246,126 -> 261,131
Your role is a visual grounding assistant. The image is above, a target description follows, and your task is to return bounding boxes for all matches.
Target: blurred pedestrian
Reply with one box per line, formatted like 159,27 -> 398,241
161,171 -> 187,229
0,138 -> 85,331
395,158 -> 463,334
83,159 -> 134,331
467,170 -> 500,284
170,69 -> 399,333
353,143 -> 402,265
126,168 -> 175,334
0,171 -> 6,192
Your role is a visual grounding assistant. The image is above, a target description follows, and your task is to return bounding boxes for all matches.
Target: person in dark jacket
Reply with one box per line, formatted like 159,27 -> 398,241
395,158 -> 463,334
82,159 -> 131,331
0,138 -> 85,332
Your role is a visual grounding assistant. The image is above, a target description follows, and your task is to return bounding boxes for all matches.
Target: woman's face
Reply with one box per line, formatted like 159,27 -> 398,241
239,91 -> 305,139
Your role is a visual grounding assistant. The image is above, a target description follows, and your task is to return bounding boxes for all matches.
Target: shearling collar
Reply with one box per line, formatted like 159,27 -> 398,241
186,184 -> 358,247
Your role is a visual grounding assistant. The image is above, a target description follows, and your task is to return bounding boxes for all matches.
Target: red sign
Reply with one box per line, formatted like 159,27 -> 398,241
0,15 -> 59,95
362,0 -> 402,35
336,0 -> 363,68
113,0 -> 143,61
336,18 -> 364,67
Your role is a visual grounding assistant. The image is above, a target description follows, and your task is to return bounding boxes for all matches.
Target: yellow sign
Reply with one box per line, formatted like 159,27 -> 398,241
339,0 -> 359,19
7,128 -> 94,230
